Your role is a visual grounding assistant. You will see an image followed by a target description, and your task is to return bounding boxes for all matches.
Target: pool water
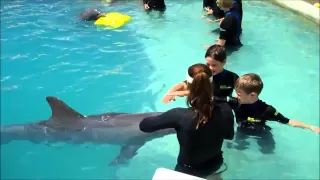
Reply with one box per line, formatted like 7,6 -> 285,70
1,0 -> 319,179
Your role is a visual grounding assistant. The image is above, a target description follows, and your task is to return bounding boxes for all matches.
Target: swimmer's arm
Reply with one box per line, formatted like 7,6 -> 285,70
268,107 -> 320,133
164,82 -> 188,96
166,90 -> 190,97
162,82 -> 188,104
287,120 -> 320,133
139,108 -> 181,132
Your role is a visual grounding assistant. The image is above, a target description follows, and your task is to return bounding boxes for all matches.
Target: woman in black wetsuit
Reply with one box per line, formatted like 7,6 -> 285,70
139,63 -> 235,179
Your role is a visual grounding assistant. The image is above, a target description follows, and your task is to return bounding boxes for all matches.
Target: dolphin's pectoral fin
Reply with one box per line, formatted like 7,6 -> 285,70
108,144 -> 144,166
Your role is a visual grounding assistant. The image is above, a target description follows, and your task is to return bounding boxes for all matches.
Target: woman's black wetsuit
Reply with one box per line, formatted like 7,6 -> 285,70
139,102 -> 235,178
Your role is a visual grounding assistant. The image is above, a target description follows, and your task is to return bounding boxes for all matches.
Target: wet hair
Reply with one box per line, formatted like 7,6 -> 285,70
80,7 -> 104,21
186,63 -> 213,129
235,73 -> 264,95
217,0 -> 234,9
205,44 -> 227,63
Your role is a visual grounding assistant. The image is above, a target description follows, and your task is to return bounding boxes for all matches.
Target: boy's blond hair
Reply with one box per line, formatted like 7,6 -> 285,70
235,73 -> 264,95
216,0 -> 234,9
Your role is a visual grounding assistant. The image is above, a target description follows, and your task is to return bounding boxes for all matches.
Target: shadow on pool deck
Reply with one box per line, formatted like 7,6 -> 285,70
303,0 -> 319,5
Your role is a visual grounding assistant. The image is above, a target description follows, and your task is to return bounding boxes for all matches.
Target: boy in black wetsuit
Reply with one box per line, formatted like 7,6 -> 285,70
205,0 -> 242,49
205,0 -> 242,35
143,0 -> 166,13
224,73 -> 320,154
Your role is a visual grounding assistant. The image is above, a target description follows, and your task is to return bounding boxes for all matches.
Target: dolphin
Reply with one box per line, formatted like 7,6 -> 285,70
1,96 -> 175,166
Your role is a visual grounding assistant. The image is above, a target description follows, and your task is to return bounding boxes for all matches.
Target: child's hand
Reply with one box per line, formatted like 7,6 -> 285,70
162,94 -> 176,104
206,19 -> 215,23
204,7 -> 213,15
311,126 -> 320,133
144,4 -> 149,9
218,17 -> 224,24
206,18 -> 223,23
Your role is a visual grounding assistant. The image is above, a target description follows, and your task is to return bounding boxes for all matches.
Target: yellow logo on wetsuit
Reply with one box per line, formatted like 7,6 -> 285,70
220,85 -> 232,89
274,111 -> 279,116
247,117 -> 262,123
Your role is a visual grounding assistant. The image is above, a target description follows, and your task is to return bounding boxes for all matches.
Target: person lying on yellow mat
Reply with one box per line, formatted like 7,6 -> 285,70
79,7 -> 106,21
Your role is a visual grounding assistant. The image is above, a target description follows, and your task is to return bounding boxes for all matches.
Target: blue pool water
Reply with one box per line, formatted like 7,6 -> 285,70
1,0 -> 319,179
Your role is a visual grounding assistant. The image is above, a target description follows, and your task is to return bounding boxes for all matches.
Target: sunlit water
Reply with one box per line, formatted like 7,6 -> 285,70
1,0 -> 319,179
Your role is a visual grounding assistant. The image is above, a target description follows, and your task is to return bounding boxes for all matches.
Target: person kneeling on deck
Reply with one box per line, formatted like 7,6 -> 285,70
143,0 -> 166,13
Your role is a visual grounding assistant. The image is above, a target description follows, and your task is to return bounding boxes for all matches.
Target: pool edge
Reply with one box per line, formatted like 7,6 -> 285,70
270,0 -> 320,25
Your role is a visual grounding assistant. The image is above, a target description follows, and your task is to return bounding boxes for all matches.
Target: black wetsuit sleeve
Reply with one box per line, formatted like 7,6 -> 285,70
139,108 -> 181,132
219,16 -> 232,40
233,73 -> 239,82
217,104 -> 235,140
213,96 -> 228,102
213,96 -> 239,110
264,106 -> 290,124
143,0 -> 148,4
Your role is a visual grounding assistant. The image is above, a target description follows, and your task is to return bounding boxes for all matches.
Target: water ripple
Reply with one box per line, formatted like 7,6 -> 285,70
1,76 -> 11,82
1,85 -> 19,91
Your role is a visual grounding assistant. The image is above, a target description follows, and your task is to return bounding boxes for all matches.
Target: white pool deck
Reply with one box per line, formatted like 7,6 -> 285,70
152,168 -> 206,180
271,0 -> 320,25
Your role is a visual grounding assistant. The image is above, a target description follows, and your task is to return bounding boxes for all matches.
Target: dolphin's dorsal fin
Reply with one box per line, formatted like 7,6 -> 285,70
46,96 -> 85,125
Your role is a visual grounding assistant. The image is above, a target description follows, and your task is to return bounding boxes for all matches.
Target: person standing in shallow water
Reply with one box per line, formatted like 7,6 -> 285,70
162,45 -> 238,104
205,0 -> 242,50
222,73 -> 320,153
143,0 -> 166,13
140,63 -> 234,180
